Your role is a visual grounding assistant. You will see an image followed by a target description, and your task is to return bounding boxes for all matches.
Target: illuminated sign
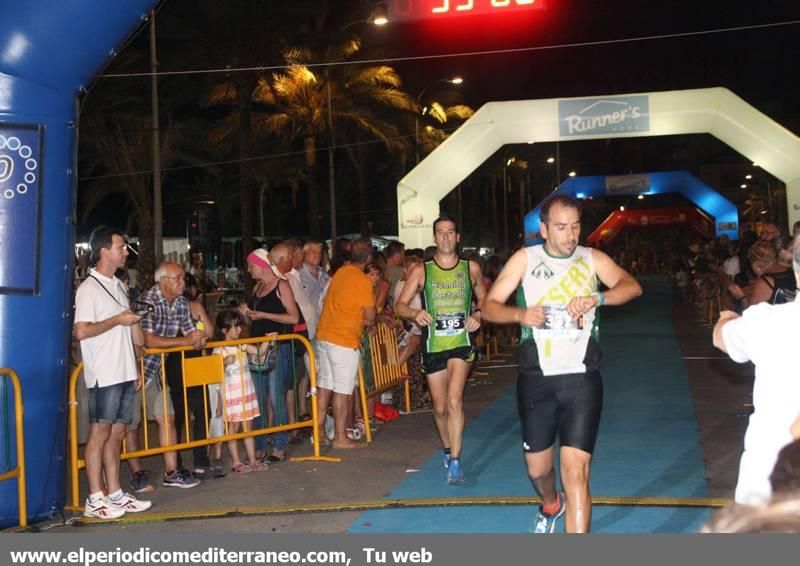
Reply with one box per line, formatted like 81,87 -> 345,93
387,0 -> 545,21
559,96 -> 650,137
0,124 -> 43,294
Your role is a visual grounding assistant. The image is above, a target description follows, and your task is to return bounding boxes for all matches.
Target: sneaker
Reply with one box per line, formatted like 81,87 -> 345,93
129,470 -> 155,493
194,466 -> 225,480
83,497 -> 125,519
446,458 -> 465,485
162,469 -> 201,489
109,492 -> 152,513
211,458 -> 225,475
531,491 -> 566,534
346,427 -> 362,441
443,451 -> 452,469
355,416 -> 366,436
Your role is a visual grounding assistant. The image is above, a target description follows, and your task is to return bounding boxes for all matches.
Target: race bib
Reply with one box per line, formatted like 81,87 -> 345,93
434,312 -> 466,336
540,305 -> 583,337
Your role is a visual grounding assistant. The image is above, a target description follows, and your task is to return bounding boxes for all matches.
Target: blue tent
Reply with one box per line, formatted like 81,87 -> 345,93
0,0 -> 158,528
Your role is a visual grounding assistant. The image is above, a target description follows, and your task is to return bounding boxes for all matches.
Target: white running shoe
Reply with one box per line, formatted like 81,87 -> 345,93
83,497 -> 125,519
108,492 -> 153,513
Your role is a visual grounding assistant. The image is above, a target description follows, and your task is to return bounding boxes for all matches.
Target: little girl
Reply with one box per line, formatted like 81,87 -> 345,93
212,310 -> 268,473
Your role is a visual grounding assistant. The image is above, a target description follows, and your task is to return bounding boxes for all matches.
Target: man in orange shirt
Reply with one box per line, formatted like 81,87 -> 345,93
315,238 -> 376,448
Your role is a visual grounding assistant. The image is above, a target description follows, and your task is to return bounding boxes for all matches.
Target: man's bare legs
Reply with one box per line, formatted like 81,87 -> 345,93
426,358 -> 471,458
525,444 -> 592,533
86,423 -> 113,495
560,446 -> 592,533
126,414 -> 180,476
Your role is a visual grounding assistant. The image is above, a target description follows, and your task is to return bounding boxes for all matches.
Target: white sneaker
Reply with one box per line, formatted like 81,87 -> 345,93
84,497 -> 126,519
108,492 -> 152,513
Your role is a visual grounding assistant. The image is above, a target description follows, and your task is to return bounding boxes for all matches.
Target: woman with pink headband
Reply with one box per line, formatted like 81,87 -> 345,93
237,248 -> 299,464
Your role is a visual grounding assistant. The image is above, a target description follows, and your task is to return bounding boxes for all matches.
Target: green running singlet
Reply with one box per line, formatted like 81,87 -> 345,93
421,258 -> 474,354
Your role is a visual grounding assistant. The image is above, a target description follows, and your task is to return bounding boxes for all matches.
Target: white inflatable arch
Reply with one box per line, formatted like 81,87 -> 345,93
397,87 -> 800,248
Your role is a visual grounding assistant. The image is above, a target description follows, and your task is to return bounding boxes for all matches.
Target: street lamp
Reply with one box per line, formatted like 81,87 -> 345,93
328,6 -> 388,242
415,77 -> 464,164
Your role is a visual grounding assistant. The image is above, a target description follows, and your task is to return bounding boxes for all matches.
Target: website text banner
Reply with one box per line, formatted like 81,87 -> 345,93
2,534 -> 796,566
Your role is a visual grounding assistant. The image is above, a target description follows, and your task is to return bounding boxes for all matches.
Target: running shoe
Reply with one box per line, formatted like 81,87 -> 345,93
83,497 -> 125,519
446,458 -> 465,485
531,491 -> 566,534
162,469 -> 201,489
108,492 -> 152,513
129,470 -> 155,493
443,451 -> 451,469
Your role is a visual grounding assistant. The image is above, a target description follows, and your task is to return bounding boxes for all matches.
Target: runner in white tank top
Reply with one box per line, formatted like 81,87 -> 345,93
482,195 -> 642,533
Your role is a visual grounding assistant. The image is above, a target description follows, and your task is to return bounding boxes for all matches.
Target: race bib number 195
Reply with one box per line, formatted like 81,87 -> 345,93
435,312 -> 466,336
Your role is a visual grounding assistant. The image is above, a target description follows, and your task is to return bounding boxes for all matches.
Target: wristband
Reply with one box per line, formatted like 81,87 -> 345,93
591,291 -> 605,306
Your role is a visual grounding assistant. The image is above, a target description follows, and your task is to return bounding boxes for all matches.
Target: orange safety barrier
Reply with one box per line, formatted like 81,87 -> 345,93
357,322 -> 411,443
0,369 -> 27,528
68,333 -> 333,512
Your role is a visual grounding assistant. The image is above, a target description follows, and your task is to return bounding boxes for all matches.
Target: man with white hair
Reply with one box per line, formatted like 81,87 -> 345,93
714,234 -> 800,504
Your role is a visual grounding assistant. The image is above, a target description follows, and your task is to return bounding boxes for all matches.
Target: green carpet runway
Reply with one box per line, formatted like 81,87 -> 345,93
349,277 -> 714,533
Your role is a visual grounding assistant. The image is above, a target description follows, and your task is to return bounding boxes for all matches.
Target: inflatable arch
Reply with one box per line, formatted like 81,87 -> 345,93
0,0 -> 158,528
523,171 -> 739,245
398,87 -> 800,248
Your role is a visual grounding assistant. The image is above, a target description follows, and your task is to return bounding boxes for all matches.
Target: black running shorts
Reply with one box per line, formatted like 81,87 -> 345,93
517,343 -> 603,454
422,346 -> 477,375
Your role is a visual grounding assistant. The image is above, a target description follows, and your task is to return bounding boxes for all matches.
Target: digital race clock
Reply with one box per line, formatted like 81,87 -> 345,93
387,0 -> 546,22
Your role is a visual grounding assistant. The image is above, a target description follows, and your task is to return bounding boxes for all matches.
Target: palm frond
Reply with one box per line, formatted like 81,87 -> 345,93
427,102 -> 447,124
445,104 -> 475,120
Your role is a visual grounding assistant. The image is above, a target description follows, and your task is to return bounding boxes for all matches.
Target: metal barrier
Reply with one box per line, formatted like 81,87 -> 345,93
0,369 -> 27,528
68,333 -> 334,512
357,322 -> 411,443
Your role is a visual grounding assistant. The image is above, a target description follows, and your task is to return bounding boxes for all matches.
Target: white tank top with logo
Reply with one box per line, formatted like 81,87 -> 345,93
516,244 -> 599,376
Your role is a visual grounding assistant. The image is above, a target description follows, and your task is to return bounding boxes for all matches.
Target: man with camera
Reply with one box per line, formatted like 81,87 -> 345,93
73,226 -> 152,518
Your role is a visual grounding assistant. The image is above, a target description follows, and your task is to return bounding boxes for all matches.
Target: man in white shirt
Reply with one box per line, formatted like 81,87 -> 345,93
714,234 -> 800,504
73,226 -> 152,519
299,240 -> 330,318
273,242 -> 319,425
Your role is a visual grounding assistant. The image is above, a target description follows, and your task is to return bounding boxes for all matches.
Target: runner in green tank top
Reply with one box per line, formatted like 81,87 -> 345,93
396,215 -> 487,485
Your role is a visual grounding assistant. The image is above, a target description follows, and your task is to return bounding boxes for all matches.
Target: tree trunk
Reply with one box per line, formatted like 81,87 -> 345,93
305,136 -> 321,237
348,142 -> 370,236
238,82 -> 255,262
490,174 -> 499,249
137,213 -> 156,289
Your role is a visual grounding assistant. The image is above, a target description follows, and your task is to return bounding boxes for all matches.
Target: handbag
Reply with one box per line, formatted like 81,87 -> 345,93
247,341 -> 276,373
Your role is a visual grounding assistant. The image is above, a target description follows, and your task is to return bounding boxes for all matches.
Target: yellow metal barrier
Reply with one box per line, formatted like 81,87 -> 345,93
357,322 -> 411,443
0,369 -> 27,528
68,333 -> 333,512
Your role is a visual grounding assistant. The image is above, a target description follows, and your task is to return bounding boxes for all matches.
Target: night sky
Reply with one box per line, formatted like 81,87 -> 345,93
79,0 -> 800,243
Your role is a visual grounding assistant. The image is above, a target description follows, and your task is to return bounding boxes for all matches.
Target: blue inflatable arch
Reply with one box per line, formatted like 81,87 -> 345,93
523,171 -> 739,245
0,0 -> 158,527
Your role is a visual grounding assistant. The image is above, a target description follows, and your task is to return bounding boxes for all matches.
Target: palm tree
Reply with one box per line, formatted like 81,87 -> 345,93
79,111 -> 180,285
417,101 -> 474,157
258,38 -> 418,235
190,0 -> 313,256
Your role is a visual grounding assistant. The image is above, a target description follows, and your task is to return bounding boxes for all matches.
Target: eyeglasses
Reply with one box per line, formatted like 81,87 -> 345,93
161,274 -> 184,281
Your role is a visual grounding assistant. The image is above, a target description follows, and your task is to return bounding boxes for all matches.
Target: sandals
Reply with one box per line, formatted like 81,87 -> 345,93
231,463 -> 252,474
250,461 -> 270,472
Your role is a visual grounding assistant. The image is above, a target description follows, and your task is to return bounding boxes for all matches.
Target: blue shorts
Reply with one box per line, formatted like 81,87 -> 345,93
88,381 -> 135,425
